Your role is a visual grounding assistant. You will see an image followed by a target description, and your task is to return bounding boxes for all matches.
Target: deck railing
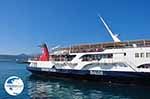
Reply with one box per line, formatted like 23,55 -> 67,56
59,40 -> 150,53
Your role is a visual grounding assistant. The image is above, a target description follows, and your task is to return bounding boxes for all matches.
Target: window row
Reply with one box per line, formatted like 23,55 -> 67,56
135,52 -> 150,58
80,54 -> 113,61
51,55 -> 76,61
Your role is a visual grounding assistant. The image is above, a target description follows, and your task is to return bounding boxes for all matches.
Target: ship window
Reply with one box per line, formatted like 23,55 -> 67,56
135,53 -> 139,58
80,54 -> 113,61
52,55 -> 76,61
146,53 -> 150,58
66,55 -> 76,61
137,64 -> 150,68
124,53 -> 126,56
107,54 -> 113,58
140,53 -> 144,58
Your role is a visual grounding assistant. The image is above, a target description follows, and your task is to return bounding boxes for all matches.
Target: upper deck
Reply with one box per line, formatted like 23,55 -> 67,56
60,40 -> 150,53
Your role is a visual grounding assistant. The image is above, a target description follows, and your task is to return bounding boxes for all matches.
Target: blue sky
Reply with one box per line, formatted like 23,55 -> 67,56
0,0 -> 150,55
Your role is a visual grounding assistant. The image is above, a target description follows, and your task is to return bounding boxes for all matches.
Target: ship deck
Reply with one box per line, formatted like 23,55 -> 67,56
60,40 -> 150,53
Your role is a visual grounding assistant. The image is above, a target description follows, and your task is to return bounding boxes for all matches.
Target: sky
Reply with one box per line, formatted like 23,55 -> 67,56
0,0 -> 150,55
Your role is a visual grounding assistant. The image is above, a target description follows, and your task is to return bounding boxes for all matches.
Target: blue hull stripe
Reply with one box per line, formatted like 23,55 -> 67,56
27,67 -> 150,79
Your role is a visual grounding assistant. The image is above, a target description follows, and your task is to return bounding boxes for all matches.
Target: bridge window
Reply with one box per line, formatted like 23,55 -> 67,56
140,53 -> 144,58
135,53 -> 146,58
146,53 -> 150,58
135,53 -> 139,58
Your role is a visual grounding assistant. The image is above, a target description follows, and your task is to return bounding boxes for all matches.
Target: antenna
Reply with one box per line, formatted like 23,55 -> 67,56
51,45 -> 60,51
98,16 -> 121,42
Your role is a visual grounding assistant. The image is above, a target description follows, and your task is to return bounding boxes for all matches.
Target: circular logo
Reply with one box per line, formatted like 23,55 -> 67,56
4,76 -> 24,96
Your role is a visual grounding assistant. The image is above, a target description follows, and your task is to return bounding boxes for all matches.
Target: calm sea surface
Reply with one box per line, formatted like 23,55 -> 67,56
1,62 -> 150,99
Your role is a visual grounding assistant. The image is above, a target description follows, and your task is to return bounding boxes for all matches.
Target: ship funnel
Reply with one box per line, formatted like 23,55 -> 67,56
38,43 -> 49,61
99,16 -> 121,42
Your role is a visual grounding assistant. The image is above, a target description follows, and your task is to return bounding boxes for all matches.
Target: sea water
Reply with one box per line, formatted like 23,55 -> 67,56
0,61 -> 150,99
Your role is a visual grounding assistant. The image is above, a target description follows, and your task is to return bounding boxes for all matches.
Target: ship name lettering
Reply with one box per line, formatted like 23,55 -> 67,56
90,70 -> 103,75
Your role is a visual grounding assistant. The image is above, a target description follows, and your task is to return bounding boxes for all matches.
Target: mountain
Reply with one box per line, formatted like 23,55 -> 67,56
0,54 -> 33,62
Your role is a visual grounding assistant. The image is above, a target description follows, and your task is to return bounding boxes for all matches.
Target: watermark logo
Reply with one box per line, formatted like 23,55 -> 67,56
4,76 -> 24,96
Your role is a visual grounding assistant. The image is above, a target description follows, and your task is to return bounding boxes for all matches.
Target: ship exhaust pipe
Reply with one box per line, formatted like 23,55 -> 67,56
38,43 -> 49,61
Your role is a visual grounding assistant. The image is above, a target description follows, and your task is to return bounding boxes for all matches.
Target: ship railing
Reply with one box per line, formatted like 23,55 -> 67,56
60,40 -> 150,53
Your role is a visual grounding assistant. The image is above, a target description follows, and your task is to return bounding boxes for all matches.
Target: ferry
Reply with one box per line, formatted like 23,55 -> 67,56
27,17 -> 150,84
